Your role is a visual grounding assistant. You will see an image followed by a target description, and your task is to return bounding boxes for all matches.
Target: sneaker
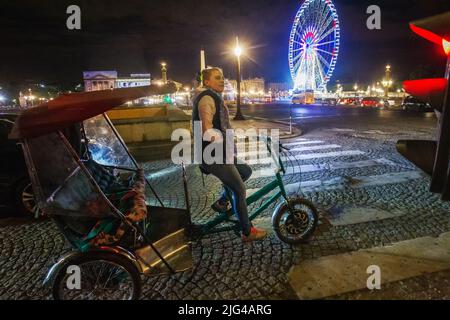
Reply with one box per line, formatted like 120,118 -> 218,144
242,227 -> 268,242
211,199 -> 230,213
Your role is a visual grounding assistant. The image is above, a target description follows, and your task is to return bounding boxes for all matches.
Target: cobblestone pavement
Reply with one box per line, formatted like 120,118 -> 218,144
1,108 -> 450,300
326,269 -> 450,300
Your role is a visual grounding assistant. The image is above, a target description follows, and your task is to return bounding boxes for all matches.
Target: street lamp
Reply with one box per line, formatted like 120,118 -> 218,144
233,37 -> 245,120
383,64 -> 392,98
161,62 -> 167,84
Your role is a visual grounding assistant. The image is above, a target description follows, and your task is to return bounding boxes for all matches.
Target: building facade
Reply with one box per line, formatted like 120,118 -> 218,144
228,78 -> 265,95
267,82 -> 291,93
83,71 -> 118,92
116,74 -> 151,88
83,71 -> 151,92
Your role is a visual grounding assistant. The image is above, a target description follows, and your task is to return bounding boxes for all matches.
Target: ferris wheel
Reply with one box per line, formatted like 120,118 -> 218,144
288,0 -> 341,92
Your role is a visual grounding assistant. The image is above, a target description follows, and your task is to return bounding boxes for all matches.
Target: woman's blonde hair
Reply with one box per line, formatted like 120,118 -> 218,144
201,67 -> 223,85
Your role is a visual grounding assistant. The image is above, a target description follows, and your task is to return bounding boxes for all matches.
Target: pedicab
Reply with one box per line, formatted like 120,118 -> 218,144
9,84 -> 193,300
8,84 -> 319,300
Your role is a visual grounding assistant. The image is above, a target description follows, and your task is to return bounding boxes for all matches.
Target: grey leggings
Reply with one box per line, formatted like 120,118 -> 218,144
202,159 -> 252,235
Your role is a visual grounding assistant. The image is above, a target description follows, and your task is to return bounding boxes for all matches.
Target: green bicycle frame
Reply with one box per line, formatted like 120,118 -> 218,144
200,139 -> 289,235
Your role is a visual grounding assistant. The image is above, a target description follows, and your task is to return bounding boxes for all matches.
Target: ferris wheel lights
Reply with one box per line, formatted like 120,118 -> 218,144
289,0 -> 340,92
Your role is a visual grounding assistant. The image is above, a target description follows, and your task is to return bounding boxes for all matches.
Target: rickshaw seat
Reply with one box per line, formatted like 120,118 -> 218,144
50,159 -> 148,252
76,163 -> 148,251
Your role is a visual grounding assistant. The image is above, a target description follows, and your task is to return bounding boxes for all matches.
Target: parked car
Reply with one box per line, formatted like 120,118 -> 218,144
360,97 -> 389,108
1,112 -> 84,218
402,96 -> 433,112
0,111 -> 40,217
337,98 -> 359,106
321,98 -> 338,106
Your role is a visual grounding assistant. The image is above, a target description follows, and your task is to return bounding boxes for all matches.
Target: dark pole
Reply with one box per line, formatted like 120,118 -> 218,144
234,37 -> 245,120
432,54 -> 450,199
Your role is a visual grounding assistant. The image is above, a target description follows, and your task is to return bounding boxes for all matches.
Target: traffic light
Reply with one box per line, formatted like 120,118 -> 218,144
397,11 -> 450,200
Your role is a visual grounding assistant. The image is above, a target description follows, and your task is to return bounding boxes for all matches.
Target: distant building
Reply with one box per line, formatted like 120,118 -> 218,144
228,78 -> 265,95
83,71 -> 151,92
267,82 -> 291,93
223,79 -> 236,101
116,74 -> 151,89
243,78 -> 265,94
83,71 -> 117,92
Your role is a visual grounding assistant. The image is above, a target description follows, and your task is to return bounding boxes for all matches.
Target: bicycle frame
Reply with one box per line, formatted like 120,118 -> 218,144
190,137 -> 290,236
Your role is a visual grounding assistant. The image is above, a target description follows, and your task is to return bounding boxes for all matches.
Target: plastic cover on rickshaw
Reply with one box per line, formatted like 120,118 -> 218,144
9,85 -> 193,265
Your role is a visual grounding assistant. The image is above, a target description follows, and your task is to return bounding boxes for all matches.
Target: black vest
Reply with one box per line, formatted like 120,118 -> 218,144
192,89 -> 226,163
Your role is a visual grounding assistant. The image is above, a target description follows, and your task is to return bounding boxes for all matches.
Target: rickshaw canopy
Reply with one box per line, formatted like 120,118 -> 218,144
9,83 -> 177,139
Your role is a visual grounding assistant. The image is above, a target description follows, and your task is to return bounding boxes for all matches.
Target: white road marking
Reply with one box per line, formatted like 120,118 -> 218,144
241,144 -> 341,159
247,171 -> 425,196
247,150 -> 366,165
249,158 -> 398,180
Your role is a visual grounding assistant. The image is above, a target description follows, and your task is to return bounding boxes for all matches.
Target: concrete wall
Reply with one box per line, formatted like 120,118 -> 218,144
107,105 -> 191,143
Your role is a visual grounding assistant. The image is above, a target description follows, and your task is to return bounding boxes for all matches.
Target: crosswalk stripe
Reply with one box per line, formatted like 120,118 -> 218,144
235,138 -> 307,147
249,158 -> 398,180
247,150 -> 366,165
239,140 -> 326,152
247,171 -> 425,196
241,144 -> 341,159
288,144 -> 341,152
282,140 -> 324,147
172,138 -> 316,150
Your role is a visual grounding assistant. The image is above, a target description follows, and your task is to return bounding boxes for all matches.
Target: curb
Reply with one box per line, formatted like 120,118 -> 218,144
240,115 -> 304,140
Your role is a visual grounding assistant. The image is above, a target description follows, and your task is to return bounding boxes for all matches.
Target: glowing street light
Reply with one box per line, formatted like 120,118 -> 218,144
233,36 -> 245,120
234,45 -> 242,58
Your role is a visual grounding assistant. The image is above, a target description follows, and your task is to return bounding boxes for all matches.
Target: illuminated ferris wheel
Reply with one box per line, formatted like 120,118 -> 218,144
288,0 -> 340,92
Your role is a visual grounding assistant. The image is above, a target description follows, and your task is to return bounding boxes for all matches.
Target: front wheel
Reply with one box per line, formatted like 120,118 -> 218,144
272,198 -> 319,245
52,251 -> 142,300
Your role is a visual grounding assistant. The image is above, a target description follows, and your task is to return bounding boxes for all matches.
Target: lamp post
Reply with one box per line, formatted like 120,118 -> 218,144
161,62 -> 167,84
383,65 -> 392,98
233,37 -> 245,120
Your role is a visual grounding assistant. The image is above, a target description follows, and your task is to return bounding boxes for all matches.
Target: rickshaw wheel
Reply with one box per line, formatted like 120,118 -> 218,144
272,198 -> 318,245
52,251 -> 142,300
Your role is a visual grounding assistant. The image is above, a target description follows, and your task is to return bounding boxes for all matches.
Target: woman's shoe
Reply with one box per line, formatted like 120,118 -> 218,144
242,227 -> 267,242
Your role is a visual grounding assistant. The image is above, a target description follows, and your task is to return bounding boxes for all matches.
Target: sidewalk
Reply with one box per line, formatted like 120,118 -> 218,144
129,116 -> 302,161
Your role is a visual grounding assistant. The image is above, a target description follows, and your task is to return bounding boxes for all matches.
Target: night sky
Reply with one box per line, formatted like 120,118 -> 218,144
1,0 -> 450,88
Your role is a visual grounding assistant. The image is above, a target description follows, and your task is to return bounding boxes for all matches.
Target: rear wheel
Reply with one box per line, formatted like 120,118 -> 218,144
272,198 -> 319,245
52,251 -> 142,300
